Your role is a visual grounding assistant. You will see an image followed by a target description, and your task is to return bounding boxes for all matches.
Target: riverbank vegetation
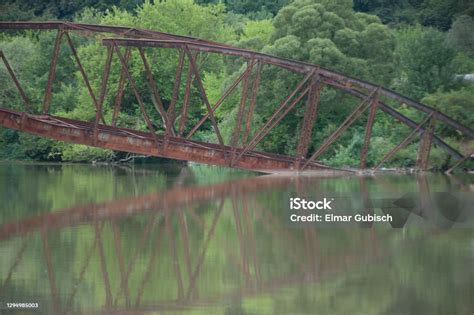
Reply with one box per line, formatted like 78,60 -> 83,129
0,0 -> 472,169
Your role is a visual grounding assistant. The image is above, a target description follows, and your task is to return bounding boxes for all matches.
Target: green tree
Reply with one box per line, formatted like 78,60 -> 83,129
447,15 -> 474,57
394,25 -> 456,100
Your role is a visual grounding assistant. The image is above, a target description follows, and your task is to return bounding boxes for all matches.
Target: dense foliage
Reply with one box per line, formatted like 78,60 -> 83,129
0,0 -> 472,169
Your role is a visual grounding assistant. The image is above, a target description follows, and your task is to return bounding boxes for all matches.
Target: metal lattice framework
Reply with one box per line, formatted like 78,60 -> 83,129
0,21 -> 472,173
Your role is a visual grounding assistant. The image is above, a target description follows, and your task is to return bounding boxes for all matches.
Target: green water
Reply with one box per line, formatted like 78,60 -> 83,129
0,163 -> 472,314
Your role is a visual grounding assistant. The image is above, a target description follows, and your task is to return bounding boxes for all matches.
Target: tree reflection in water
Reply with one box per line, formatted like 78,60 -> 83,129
0,164 -> 472,314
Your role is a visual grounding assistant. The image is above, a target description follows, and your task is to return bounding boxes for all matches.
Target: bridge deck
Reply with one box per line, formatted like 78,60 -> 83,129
0,108 -> 341,173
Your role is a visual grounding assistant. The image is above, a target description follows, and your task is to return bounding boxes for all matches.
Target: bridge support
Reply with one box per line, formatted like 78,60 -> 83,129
373,113 -> 433,171
0,51 -> 31,112
359,89 -> 379,169
295,72 -> 322,169
43,30 -> 63,114
242,61 -> 263,145
112,47 -> 131,127
416,116 -> 436,170
230,59 -> 255,166
302,88 -> 378,169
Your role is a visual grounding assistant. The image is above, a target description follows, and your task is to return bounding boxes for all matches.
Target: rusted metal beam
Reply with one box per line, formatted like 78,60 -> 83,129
0,51 -> 31,112
0,109 -> 337,173
242,61 -> 263,145
302,89 -> 378,170
331,84 -> 464,160
43,30 -> 63,114
186,60 -> 256,139
446,151 -> 473,174
94,46 -> 113,144
295,73 -> 323,169
113,42 -> 161,148
373,113 -> 434,171
359,88 -> 379,169
112,47 -> 131,127
178,64 -> 193,136
64,31 -> 106,124
235,71 -> 315,163
230,59 -> 255,165
137,47 -> 170,130
167,49 -> 185,132
416,117 -> 436,170
184,46 -> 226,153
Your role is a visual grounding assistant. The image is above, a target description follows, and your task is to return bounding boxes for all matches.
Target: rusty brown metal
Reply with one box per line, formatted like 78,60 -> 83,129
359,88 -> 379,169
42,30 -> 63,114
416,117 -> 436,170
113,43 -> 161,148
64,31 -> 105,124
186,60 -> 256,139
242,61 -> 263,145
184,46 -> 226,154
302,89 -> 378,170
230,59 -> 254,165
137,47 -> 169,129
168,49 -> 185,131
0,108 -> 337,173
1,22 -> 473,138
94,45 -> 113,144
1,21 -> 472,173
178,64 -> 193,136
235,71 -> 314,163
0,51 -> 31,112
112,47 -> 131,127
295,72 -> 322,169
373,113 -> 434,171
446,151 -> 473,174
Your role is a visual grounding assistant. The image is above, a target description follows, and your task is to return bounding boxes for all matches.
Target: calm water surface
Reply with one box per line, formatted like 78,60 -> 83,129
0,163 -> 472,314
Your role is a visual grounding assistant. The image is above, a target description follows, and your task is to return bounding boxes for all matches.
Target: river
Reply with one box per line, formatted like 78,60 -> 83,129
0,162 -> 472,314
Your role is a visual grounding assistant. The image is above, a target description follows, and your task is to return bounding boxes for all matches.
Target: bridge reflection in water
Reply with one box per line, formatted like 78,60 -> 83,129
0,168 -> 473,314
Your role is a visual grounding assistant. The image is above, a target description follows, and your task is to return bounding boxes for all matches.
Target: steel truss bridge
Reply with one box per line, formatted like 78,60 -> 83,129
0,22 -> 472,173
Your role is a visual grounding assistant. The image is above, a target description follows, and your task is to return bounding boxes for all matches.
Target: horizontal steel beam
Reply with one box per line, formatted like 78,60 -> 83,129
0,108 -> 339,173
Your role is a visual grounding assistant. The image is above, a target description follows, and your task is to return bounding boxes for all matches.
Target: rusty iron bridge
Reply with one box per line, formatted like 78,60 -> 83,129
0,21 -> 472,173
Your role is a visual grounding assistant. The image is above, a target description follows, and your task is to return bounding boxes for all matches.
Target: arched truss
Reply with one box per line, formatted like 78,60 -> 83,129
0,22 -> 472,172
